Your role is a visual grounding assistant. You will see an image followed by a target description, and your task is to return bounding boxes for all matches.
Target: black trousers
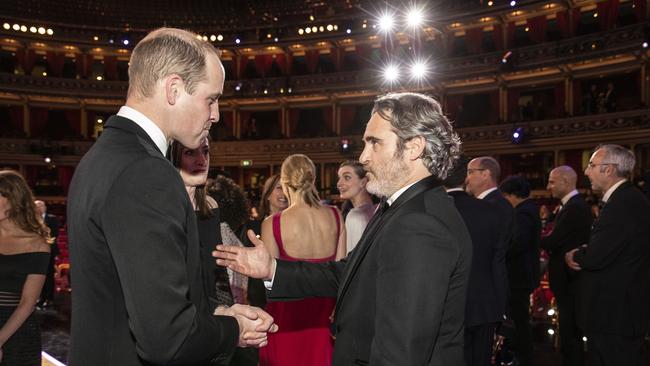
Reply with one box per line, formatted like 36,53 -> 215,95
556,293 -> 584,366
508,289 -> 533,366
585,333 -> 646,366
464,322 -> 497,366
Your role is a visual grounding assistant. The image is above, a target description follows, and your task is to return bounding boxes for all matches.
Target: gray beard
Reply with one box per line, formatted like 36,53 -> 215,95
366,158 -> 410,198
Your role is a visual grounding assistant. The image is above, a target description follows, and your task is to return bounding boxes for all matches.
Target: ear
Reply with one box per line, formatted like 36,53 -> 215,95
164,74 -> 184,106
404,136 -> 426,161
360,176 -> 368,187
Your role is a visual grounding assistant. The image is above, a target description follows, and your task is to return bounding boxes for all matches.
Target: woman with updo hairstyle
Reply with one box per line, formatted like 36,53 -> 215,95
0,170 -> 52,366
259,154 -> 346,366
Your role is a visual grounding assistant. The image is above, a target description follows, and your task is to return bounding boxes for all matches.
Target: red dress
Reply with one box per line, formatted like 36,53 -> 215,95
259,206 -> 340,366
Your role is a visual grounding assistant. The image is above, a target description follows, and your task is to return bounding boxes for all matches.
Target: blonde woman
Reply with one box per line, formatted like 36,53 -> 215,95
259,154 -> 345,366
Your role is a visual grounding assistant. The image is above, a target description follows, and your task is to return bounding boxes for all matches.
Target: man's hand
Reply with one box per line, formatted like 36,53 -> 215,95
214,304 -> 278,348
213,230 -> 275,279
565,248 -> 582,271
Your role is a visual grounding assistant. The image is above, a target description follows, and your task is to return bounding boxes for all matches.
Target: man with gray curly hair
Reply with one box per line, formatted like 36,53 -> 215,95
215,92 -> 473,365
565,144 -> 650,366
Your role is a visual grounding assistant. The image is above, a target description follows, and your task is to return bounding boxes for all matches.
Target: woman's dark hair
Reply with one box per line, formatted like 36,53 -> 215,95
208,175 -> 248,231
0,170 -> 53,242
170,139 -> 212,219
499,175 -> 531,199
259,174 -> 281,219
339,160 -> 366,179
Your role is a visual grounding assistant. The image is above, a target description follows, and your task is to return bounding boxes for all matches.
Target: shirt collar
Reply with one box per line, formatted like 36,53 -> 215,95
602,179 -> 627,203
477,187 -> 498,200
386,181 -> 419,206
560,189 -> 579,206
446,187 -> 465,193
117,106 -> 168,155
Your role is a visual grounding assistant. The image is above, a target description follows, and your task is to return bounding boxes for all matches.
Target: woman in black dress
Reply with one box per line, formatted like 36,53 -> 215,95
0,171 -> 51,366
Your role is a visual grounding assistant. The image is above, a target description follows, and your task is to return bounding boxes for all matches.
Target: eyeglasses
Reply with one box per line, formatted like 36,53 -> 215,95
586,162 -> 618,169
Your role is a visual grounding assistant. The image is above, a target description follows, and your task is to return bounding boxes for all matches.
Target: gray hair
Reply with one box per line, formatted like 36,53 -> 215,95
475,156 -> 501,183
372,92 -> 462,180
597,144 -> 635,178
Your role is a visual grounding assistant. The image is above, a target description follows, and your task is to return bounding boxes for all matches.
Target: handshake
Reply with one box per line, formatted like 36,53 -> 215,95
214,304 -> 278,348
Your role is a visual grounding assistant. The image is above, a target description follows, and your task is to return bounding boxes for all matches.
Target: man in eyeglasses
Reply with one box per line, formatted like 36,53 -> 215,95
565,144 -> 650,366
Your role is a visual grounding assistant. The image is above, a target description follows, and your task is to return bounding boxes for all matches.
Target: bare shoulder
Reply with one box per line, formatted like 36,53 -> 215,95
206,195 -> 219,209
27,235 -> 51,253
0,233 -> 50,254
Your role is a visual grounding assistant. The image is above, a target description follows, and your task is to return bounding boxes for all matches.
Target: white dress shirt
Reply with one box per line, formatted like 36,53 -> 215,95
476,187 -> 498,200
117,106 -> 168,155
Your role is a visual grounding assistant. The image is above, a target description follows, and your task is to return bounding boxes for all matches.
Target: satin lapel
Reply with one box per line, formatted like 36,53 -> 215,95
334,176 -> 440,311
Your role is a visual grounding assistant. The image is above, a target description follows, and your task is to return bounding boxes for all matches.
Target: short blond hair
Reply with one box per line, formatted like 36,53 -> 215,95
127,28 -> 220,99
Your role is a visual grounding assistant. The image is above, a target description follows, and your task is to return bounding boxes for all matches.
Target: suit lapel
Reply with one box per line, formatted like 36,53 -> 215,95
335,176 -> 440,310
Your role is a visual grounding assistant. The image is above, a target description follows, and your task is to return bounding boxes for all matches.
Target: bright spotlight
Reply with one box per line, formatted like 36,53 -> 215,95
378,12 -> 395,33
298,28 -> 304,35
20,25 -> 27,32
29,26 -> 37,33
547,329 -> 555,336
582,336 -> 588,342
346,28 -> 352,34
123,39 -> 130,45
305,27 -> 311,34
46,28 -> 53,35
44,156 -> 52,164
326,24 -> 333,31
510,0 -> 517,6
406,7 -> 424,28
12,24 -> 20,31
210,35 -> 216,42
410,60 -> 428,79
217,34 -> 223,41
37,27 -> 45,34
383,64 -> 399,83
2,23 -> 9,30
643,41 -> 648,48
547,309 -> 556,316
235,38 -> 241,44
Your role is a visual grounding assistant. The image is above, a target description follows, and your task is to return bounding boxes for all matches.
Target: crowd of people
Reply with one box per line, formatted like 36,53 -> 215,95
0,26 -> 648,366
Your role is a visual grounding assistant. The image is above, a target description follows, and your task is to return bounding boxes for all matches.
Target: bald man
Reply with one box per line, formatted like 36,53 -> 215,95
541,166 -> 592,366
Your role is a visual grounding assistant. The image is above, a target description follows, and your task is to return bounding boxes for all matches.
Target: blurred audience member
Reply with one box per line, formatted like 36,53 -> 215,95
34,200 -> 59,308
337,160 -> 376,254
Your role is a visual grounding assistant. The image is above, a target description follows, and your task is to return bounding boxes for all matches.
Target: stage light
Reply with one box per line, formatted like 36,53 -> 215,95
2,23 -> 9,30
46,28 -> 53,35
274,37 -> 279,42
319,26 -> 325,32
547,329 -> 555,335
410,60 -> 428,79
93,35 -> 99,41
327,24 -> 333,31
511,127 -> 523,144
593,12 -> 598,18
97,118 -> 103,124
20,25 -> 27,32
235,83 -> 242,91
202,35 -> 208,41
643,41 -> 648,48
547,309 -> 555,316
235,38 -> 241,44
38,27 -> 45,34
582,337 -> 588,342
123,39 -> 130,45
346,28 -> 352,34
383,64 -> 399,83
96,75 -> 103,81
309,15 -> 315,21
406,7 -> 424,28
311,26 -> 317,33
44,157 -> 52,164
210,35 -> 216,42
378,12 -> 395,33
340,139 -> 350,153
304,27 -> 311,34
30,26 -> 37,33
287,87 -> 292,93
217,34 -> 223,41
12,24 -> 20,31
267,33 -> 272,39
510,0 -> 516,6
488,0 -> 493,6
263,88 -> 268,95
333,25 -> 338,31
42,71 -> 47,76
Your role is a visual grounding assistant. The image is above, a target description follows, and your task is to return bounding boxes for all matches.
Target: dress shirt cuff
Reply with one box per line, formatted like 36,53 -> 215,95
263,258 -> 277,290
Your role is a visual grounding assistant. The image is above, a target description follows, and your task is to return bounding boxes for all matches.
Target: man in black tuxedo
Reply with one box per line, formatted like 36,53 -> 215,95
565,144 -> 650,366
541,165 -> 592,366
465,156 -> 513,316
444,159 -> 506,366
67,28 -> 276,366
34,199 -> 60,308
216,92 -> 472,365
500,176 -> 541,366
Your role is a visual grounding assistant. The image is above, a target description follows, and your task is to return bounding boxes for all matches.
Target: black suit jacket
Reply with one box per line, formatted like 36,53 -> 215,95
482,189 -> 514,309
507,199 -> 541,291
448,190 -> 507,326
574,182 -> 650,336
540,194 -> 592,295
269,177 -> 473,366
67,115 -> 238,366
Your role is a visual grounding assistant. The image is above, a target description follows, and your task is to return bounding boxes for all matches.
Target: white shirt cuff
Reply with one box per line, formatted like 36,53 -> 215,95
263,258 -> 277,290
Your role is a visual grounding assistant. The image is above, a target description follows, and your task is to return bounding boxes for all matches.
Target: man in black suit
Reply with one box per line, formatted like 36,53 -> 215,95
465,156 -> 513,316
34,199 -> 60,308
541,165 -> 592,366
500,176 -> 541,366
216,92 -> 472,365
565,144 -> 650,366
67,28 -> 276,366
444,159 -> 506,366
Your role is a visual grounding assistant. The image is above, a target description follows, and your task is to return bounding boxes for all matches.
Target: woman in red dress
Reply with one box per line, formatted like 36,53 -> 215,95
259,154 -> 346,366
